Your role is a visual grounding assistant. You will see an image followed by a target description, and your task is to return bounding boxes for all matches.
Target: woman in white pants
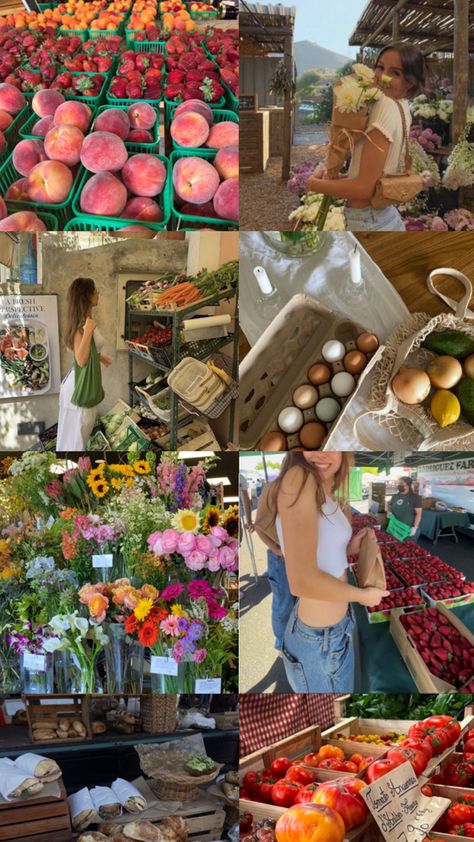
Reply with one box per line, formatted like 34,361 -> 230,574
57,277 -> 112,450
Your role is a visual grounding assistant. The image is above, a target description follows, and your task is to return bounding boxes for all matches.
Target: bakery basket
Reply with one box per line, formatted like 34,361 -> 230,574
140,695 -> 178,734
354,269 -> 474,451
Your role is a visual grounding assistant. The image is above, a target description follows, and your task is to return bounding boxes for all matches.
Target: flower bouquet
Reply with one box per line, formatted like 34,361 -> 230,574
8,622 -> 58,693
43,612 -> 109,693
443,124 -> 474,190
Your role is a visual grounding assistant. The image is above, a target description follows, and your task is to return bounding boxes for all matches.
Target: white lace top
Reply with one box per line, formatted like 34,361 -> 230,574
348,95 -> 412,178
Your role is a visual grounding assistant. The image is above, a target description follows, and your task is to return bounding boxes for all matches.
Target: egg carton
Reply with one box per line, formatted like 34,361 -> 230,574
238,294 -> 382,450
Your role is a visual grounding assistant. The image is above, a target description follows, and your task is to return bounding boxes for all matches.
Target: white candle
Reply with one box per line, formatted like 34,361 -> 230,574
349,246 -> 362,285
253,265 -> 274,296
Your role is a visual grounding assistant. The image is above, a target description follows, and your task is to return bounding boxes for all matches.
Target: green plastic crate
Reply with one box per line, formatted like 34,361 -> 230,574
19,106 -> 97,140
387,514 -> 412,542
71,154 -> 171,228
0,152 -> 84,227
38,3 -> 53,9
88,20 -> 125,39
170,107 -> 238,150
65,71 -> 108,107
106,76 -> 164,107
91,104 -> 160,152
169,148 -> 237,230
59,28 -> 88,43
222,80 -> 238,113
188,9 -> 218,19
3,104 -> 30,146
131,39 -> 167,54
3,206 -> 59,231
65,215 -> 163,233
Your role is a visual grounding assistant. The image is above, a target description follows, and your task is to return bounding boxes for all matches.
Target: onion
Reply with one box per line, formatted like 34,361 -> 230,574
391,367 -> 431,405
464,353 -> 474,381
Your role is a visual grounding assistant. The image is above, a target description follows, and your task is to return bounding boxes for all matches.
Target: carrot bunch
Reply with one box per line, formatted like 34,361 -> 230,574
154,282 -> 202,307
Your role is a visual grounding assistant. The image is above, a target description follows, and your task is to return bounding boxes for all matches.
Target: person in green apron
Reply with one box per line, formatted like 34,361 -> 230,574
388,476 -> 422,540
57,277 -> 112,450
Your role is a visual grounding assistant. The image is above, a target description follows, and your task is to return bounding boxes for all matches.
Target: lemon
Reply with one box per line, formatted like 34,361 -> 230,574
431,389 -> 461,427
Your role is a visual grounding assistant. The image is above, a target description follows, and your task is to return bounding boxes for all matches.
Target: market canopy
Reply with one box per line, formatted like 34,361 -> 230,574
349,0 -> 474,54
239,1 -> 296,54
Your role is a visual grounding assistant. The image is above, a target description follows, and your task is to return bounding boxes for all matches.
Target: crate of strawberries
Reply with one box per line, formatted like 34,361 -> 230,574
126,323 -> 173,363
107,50 -> 165,104
421,581 -> 474,610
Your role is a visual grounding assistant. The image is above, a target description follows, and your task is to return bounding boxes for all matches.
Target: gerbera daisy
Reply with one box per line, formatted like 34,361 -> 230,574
138,620 -> 159,647
171,604 -> 188,619
133,460 -> 151,475
124,477 -> 134,488
201,506 -> 221,534
124,613 -> 139,635
134,598 -> 154,621
148,606 -> 169,624
91,479 -> 109,498
172,509 -> 200,533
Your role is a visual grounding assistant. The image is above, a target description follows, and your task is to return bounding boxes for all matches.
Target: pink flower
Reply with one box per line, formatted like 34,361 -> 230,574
46,480 -> 62,500
79,583 -> 96,604
431,216 -> 449,232
161,529 -> 179,554
218,546 -> 237,571
207,556 -> 222,572
172,641 -> 185,662
160,615 -> 180,636
195,534 -> 213,555
192,647 -> 207,663
184,550 -> 207,571
160,583 -> 185,601
207,598 -> 228,620
210,526 -> 228,544
78,456 -> 92,474
177,532 -> 197,555
188,580 -> 213,600
148,531 -> 163,555
63,469 -> 77,486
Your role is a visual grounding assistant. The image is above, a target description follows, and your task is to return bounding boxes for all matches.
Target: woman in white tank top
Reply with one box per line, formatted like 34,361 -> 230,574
272,452 -> 388,694
306,42 -> 426,232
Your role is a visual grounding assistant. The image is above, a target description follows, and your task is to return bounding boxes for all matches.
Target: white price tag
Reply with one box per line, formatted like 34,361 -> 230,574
23,653 -> 46,672
360,761 -> 450,842
195,678 -> 222,693
150,656 -> 178,676
92,554 -> 113,568
46,517 -> 55,529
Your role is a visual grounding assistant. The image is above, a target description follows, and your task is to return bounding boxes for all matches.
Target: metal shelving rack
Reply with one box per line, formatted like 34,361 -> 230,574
125,285 -> 238,450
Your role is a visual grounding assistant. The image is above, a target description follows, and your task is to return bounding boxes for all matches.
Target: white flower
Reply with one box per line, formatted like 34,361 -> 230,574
352,63 -> 374,82
49,615 -> 68,635
73,616 -> 89,636
361,86 -> 382,105
414,94 -> 427,103
43,637 -> 66,653
334,75 -> 364,113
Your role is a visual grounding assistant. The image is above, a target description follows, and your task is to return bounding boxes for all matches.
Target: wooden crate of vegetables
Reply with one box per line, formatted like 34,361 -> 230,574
321,716 -> 412,757
423,783 -> 474,840
24,694 -> 92,745
0,779 -> 72,842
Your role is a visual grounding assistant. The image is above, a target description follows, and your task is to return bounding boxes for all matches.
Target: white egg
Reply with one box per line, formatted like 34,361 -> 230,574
315,397 -> 340,423
322,340 -> 346,363
331,371 -> 356,397
278,406 -> 304,434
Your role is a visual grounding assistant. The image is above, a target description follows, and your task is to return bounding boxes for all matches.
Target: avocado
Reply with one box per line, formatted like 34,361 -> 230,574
455,377 -> 474,425
422,330 -> 474,359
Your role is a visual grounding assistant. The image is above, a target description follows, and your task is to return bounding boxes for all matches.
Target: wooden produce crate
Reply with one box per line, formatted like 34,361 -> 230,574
23,694 -> 92,745
322,717 -> 410,756
424,783 -> 474,841
390,605 -> 474,692
0,779 -> 72,842
239,110 -> 269,173
259,107 -> 284,155
178,792 -> 225,842
428,750 -> 474,798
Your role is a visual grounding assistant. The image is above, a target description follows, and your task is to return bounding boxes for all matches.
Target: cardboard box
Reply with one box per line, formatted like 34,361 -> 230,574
421,586 -> 474,610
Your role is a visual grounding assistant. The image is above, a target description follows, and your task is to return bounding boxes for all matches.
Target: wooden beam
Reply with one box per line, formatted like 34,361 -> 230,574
282,33 -> 293,182
453,0 -> 469,143
392,9 -> 400,38
361,0 -> 409,48
239,23 -> 294,37
369,0 -> 454,13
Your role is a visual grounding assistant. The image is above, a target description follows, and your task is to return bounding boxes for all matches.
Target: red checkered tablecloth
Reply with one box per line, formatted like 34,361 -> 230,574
239,694 -> 337,757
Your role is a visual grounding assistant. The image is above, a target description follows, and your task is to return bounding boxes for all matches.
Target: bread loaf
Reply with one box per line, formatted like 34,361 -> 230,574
32,719 -> 59,730
78,834 -> 110,842
58,720 -> 70,732
159,816 -> 187,841
123,820 -> 166,841
72,720 -> 87,736
98,824 -> 123,837
92,721 -> 107,734
32,730 -> 57,740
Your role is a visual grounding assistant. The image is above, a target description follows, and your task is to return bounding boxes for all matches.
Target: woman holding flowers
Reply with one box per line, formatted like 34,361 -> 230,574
57,277 -> 112,451
307,43 -> 426,231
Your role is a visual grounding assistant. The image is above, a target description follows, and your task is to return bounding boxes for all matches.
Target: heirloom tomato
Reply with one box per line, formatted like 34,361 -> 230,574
285,764 -> 319,785
313,777 -> 368,831
275,803 -> 345,842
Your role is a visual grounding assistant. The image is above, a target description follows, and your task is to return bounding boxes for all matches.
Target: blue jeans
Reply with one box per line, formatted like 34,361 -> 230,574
344,204 -> 405,231
282,603 -> 356,693
266,550 -> 296,650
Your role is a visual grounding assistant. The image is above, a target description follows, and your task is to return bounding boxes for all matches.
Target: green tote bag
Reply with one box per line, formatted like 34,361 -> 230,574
71,336 -> 105,409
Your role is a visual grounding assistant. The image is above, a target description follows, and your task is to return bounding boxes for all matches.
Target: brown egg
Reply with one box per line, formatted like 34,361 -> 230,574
292,384 -> 319,409
344,350 -> 368,375
308,362 -> 331,386
258,431 -> 288,451
299,421 -> 326,449
356,332 -> 379,354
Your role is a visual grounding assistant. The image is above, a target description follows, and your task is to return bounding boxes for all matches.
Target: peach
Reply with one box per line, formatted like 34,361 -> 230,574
53,101 -> 92,132
5,177 -> 30,201
80,171 -> 127,216
32,115 -> 54,137
94,108 -> 130,140
121,154 -> 166,197
214,145 -> 238,180
0,196 -> 6,220
13,139 -> 47,177
0,109 -> 12,131
0,130 -> 5,154
180,200 -> 219,218
206,121 -> 238,149
172,156 -> 219,204
127,129 -> 153,143
171,111 -> 210,148
27,160 -> 73,204
80,131 -> 128,173
112,225 -> 156,238
44,124 -> 84,166
174,99 -> 213,126
213,176 -> 238,221
32,89 -> 65,118
0,211 -> 47,231
127,102 -> 156,130
0,83 -> 26,115
121,196 -> 163,222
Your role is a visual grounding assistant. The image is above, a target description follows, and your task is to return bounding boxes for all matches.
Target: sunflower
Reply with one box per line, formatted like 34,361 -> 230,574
172,509 -> 200,533
90,478 -> 109,498
86,465 -> 105,488
124,477 -> 134,488
171,604 -> 188,618
201,505 -> 221,534
111,477 -> 122,490
222,505 -> 239,538
133,460 -> 151,475
134,598 -> 154,621
110,464 -> 134,477
138,620 -> 159,647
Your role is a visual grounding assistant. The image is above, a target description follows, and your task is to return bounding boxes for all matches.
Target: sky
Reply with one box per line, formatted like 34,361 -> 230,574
293,0 -> 368,57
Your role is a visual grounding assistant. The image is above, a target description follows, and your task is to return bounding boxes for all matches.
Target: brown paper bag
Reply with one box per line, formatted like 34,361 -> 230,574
357,530 -> 386,589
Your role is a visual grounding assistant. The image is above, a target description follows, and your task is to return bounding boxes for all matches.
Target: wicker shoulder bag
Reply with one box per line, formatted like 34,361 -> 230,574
371,99 -> 424,209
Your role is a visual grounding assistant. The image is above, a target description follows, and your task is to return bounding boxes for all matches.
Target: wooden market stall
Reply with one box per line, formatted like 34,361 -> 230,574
239,2 -> 296,179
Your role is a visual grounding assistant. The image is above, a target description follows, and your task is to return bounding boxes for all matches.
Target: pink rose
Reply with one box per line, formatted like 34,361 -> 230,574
161,529 -> 179,554
218,545 -> 237,571
185,550 -> 207,571
195,534 -> 213,555
148,531 -> 164,555
207,556 -> 221,572
210,525 -> 229,544
177,532 -> 197,555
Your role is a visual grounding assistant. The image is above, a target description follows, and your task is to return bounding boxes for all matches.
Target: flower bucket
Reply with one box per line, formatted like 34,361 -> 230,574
150,651 -> 194,694
54,650 -> 103,693
104,623 -> 144,693
20,651 -> 53,693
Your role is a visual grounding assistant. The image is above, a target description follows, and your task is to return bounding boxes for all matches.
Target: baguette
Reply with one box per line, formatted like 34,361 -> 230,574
98,824 -> 123,837
32,719 -> 59,730
32,730 -> 57,740
72,720 -> 87,736
159,816 -> 187,842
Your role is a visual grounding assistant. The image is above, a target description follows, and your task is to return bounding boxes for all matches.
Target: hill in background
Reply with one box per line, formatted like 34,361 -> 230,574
294,40 -> 352,74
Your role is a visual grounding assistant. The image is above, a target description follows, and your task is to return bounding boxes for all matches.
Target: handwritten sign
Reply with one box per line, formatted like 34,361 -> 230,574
239,93 -> 257,111
150,656 -> 178,677
360,761 -> 450,842
195,678 -> 222,693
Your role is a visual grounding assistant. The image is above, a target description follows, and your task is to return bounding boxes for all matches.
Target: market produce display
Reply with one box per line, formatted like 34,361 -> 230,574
400,608 -> 474,691
0,5 -> 239,230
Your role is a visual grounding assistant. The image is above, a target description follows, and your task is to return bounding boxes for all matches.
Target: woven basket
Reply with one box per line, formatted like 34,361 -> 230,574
354,268 -> 474,451
148,765 -> 222,802
141,695 -> 178,734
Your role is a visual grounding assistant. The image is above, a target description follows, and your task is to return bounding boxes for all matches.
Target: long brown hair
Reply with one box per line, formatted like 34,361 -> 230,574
376,42 -> 426,96
64,277 -> 96,350
268,452 -> 355,521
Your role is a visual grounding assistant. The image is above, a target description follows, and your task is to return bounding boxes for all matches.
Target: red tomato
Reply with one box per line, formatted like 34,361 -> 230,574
358,756 -> 377,772
242,772 -> 260,796
313,777 -> 369,831
275,802 -> 345,842
285,765 -> 319,785
424,715 -> 457,729
446,802 -> 474,827
342,761 -> 358,773
317,759 -> 347,771
464,739 -> 474,755
420,784 -> 433,797
271,757 -> 292,779
349,753 -> 365,767
401,739 -> 433,763
271,779 -> 301,808
303,752 -> 321,767
365,758 -> 403,783
386,746 -> 428,777
294,782 -> 320,804
258,779 -> 277,803
464,729 -> 474,745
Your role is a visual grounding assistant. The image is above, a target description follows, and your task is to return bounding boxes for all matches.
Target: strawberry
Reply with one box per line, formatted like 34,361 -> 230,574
118,60 -> 135,77
126,81 -> 143,99
167,70 -> 184,84
135,54 -> 150,71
